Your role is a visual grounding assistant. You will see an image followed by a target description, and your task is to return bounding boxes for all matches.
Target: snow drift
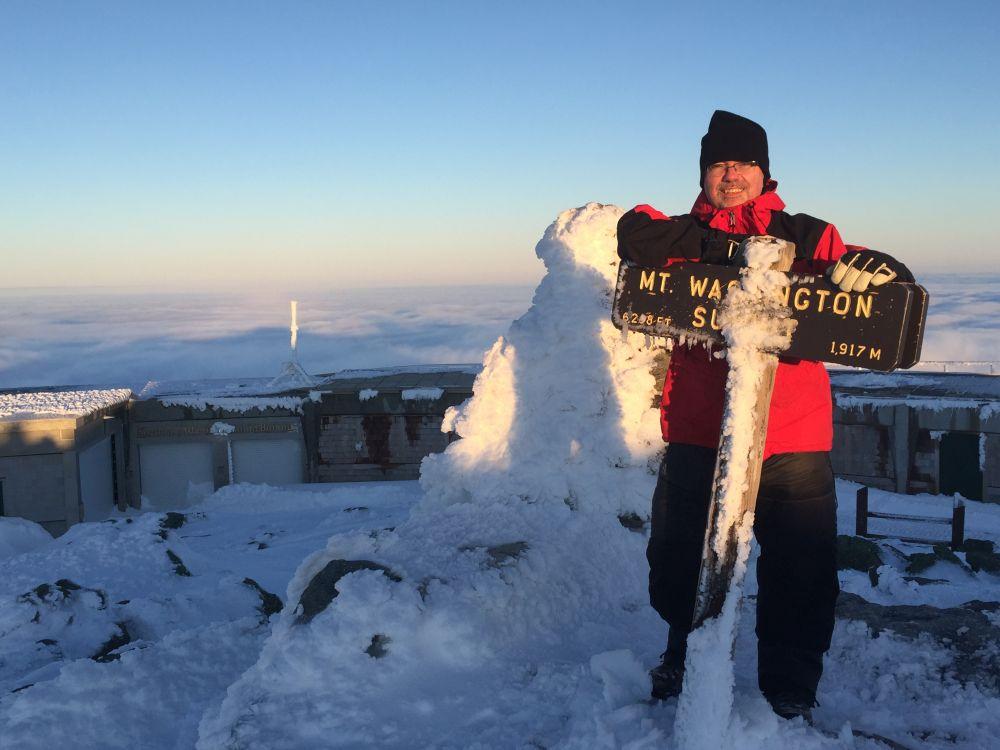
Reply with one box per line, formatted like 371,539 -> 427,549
196,203 -> 669,748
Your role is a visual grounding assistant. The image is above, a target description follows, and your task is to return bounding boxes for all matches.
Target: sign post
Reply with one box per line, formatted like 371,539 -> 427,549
611,242 -> 928,629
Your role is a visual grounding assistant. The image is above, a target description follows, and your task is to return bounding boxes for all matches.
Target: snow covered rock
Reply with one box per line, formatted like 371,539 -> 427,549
0,517 -> 52,560
836,592 -> 1000,689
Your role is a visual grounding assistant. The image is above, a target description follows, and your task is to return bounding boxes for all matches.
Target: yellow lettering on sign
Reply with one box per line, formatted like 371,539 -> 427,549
710,309 -> 721,330
779,286 -> 791,306
815,288 -> 831,312
870,348 -> 882,361
640,270 -> 656,292
832,292 -> 851,315
658,271 -> 671,293
793,288 -> 811,310
692,306 -> 707,328
690,277 -> 709,297
855,295 -> 873,318
707,279 -> 723,301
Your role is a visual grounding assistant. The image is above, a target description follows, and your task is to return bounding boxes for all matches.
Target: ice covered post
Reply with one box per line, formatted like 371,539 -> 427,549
690,238 -> 795,629
676,237 -> 795,750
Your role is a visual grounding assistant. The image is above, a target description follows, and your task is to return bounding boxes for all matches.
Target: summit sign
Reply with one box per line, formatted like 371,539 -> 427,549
612,260 -> 928,371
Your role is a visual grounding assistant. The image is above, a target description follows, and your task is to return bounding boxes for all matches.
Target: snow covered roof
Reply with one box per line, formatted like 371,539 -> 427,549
830,371 -> 1000,403
136,377 -> 308,413
315,365 -> 480,392
137,377 -> 282,399
0,387 -> 132,423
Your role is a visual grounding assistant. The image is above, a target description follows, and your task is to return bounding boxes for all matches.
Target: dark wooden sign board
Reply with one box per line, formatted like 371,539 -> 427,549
612,261 -> 928,371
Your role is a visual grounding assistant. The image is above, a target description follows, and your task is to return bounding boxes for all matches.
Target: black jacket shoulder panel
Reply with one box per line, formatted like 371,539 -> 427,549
616,209 -> 705,266
765,211 -> 830,261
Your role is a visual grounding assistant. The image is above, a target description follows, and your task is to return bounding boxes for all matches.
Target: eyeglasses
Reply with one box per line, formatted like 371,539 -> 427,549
705,160 -> 759,176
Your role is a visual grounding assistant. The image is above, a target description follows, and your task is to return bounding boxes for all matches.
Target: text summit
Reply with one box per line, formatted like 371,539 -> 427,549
638,269 -> 876,331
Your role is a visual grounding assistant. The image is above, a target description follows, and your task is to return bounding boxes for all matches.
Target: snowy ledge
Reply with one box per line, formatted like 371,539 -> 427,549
156,395 -> 305,413
0,388 -> 132,422
400,387 -> 444,401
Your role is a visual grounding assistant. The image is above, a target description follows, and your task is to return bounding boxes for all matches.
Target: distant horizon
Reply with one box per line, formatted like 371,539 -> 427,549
1,273 -> 997,392
0,265 -> 991,294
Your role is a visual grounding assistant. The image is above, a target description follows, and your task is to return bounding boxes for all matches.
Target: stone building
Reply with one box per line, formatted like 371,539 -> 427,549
0,388 -> 131,534
830,371 -> 999,503
128,366 -> 478,508
305,367 -> 475,482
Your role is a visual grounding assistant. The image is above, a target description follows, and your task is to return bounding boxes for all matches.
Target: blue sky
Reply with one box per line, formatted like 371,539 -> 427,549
1,1 -> 997,289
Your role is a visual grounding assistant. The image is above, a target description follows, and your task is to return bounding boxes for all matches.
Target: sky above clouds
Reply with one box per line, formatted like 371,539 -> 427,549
1,1 -> 998,291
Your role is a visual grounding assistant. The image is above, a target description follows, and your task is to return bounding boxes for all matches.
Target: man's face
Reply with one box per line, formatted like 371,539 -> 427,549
702,161 -> 765,209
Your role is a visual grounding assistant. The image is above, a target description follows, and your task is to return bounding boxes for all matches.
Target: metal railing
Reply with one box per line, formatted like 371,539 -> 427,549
855,486 -> 965,548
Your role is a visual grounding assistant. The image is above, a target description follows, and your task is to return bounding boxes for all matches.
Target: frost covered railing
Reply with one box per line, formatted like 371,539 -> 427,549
855,486 -> 966,549
910,361 -> 999,376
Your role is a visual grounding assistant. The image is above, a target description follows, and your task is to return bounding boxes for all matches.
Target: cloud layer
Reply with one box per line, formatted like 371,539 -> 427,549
0,275 -> 995,391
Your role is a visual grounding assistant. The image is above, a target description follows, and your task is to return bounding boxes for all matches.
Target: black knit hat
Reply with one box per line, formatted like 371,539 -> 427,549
699,110 -> 769,184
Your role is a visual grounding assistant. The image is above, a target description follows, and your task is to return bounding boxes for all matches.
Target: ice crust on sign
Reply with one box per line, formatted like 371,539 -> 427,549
709,237 -> 794,557
674,237 -> 794,750
195,203 -> 667,749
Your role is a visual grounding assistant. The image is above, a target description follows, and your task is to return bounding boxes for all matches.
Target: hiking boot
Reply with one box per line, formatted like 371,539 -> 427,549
649,651 -> 685,700
765,691 -> 817,722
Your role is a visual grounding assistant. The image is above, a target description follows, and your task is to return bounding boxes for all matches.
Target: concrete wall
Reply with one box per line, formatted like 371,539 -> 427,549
833,400 -> 998,502
0,405 -> 127,535
984,433 -> 1000,504
305,388 -> 466,483
0,453 -> 67,535
315,413 -> 453,482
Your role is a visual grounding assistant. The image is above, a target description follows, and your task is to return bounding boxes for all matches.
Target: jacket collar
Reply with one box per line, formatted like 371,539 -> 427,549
691,179 -> 784,234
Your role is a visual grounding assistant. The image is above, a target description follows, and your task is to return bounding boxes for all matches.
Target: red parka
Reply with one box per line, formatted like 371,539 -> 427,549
617,182 -> 848,459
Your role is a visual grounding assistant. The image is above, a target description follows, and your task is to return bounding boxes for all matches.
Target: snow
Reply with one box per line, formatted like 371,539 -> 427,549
0,518 -> 53,560
400,386 -> 444,401
209,421 -> 235,436
0,483 -> 418,749
836,394 -> 994,414
267,359 -> 318,389
0,388 -> 131,422
324,364 -> 483,380
1,209 -> 999,749
156,394 -> 305,412
358,388 -> 379,401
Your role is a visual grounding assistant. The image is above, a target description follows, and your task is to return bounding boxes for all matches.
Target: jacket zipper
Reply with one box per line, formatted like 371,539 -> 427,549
728,210 -> 736,259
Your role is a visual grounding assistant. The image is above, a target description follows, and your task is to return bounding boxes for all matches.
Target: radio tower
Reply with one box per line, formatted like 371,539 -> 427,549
268,300 -> 317,389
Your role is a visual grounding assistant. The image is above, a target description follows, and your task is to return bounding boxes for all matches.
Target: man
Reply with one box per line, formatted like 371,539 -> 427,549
617,111 -> 914,720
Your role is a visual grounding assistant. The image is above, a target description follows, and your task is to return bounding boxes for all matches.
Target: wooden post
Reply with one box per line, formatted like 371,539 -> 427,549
690,242 -> 795,630
856,486 -> 869,537
951,502 -> 965,549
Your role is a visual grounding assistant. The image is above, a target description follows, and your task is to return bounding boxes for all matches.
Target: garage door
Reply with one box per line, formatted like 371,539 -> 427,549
232,438 -> 304,485
139,442 -> 215,508
79,436 -> 115,521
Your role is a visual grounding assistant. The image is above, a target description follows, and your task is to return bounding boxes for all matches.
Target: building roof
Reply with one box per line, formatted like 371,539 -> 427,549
830,371 -> 1000,409
0,387 -> 132,423
316,365 -> 480,392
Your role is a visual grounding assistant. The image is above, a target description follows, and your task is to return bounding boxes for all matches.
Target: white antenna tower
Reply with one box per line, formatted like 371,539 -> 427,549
289,300 -> 300,360
268,299 -> 317,389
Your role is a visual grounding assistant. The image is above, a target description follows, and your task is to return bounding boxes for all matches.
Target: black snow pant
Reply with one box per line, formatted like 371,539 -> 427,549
647,443 -> 840,700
